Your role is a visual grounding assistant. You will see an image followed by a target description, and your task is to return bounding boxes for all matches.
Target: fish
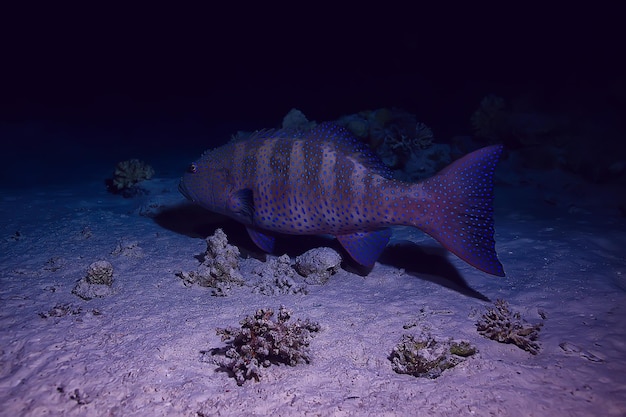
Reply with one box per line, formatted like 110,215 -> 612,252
179,122 -> 505,276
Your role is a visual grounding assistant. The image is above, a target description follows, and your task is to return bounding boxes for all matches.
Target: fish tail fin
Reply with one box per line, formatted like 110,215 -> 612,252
410,145 -> 505,276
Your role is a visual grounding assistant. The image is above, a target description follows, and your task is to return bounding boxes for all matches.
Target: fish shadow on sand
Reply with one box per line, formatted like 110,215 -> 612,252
378,241 -> 490,301
155,203 -> 489,301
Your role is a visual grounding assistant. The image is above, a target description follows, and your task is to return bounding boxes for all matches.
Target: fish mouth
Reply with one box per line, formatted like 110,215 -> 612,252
178,179 -> 192,201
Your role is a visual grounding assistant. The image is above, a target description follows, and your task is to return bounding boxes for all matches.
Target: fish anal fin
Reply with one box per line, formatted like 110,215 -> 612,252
336,229 -> 392,268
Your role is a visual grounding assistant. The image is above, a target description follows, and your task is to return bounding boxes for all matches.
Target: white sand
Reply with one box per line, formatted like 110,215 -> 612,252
1,175 -> 625,417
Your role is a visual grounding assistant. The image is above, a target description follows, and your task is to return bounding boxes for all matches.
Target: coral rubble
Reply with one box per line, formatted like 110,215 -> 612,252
252,254 -> 307,295
294,247 -> 342,284
389,332 -> 477,379
176,228 -> 244,296
71,260 -> 115,300
476,299 -> 543,355
213,306 -> 320,385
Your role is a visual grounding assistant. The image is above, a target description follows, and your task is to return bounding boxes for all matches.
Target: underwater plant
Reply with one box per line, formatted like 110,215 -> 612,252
476,299 -> 543,355
213,306 -> 320,385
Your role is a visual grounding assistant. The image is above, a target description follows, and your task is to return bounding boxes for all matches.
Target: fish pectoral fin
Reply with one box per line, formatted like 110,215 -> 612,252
336,229 -> 392,268
229,188 -> 255,221
246,227 -> 276,253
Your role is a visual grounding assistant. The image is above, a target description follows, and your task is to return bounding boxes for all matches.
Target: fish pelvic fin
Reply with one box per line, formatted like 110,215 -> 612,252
411,145 -> 505,276
336,229 -> 392,269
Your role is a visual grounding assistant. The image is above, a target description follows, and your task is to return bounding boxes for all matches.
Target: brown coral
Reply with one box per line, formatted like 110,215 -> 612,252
107,159 -> 155,197
476,299 -> 543,355
212,306 -> 320,385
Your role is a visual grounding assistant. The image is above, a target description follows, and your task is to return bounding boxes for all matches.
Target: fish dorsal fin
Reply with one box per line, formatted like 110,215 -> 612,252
336,228 -> 392,268
246,227 -> 276,253
247,127 -> 306,141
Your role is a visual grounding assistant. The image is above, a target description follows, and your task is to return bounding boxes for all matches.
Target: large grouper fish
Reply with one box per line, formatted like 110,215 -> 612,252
179,122 -> 505,276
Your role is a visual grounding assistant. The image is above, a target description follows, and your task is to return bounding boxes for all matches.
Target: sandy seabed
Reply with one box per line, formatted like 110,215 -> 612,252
1,177 -> 625,417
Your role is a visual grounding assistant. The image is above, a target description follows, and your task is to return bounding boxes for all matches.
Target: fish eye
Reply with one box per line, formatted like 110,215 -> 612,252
188,163 -> 197,173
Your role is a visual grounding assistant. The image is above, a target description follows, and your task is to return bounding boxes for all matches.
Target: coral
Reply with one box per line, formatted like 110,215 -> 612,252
176,228 -> 244,296
213,306 -> 320,385
282,108 -> 316,130
38,303 -> 102,319
471,95 -> 558,146
397,143 -> 451,182
85,260 -> 114,285
107,159 -> 155,197
72,260 -> 114,300
476,299 -> 543,355
294,247 -> 342,284
389,332 -> 477,379
111,238 -> 144,258
413,122 -> 435,149
371,107 -> 392,126
252,254 -> 307,295
369,109 -> 436,170
471,94 -> 507,141
38,303 -> 82,318
338,113 -> 370,138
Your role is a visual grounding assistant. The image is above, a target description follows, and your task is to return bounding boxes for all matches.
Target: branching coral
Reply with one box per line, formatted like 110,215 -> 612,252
389,332 -> 477,379
471,94 -> 507,141
107,159 -> 155,197
476,299 -> 543,355
213,306 -> 320,385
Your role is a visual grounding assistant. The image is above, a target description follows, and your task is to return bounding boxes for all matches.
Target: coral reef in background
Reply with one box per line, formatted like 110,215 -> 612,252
212,306 -> 321,385
106,159 -> 155,197
176,228 -> 245,296
470,95 -> 507,142
282,108 -> 317,130
471,94 -> 558,146
471,93 -> 626,184
476,299 -> 544,355
72,260 -> 115,300
275,107 -> 447,182
389,332 -> 477,379
338,108 -> 440,175
469,93 -> 626,215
